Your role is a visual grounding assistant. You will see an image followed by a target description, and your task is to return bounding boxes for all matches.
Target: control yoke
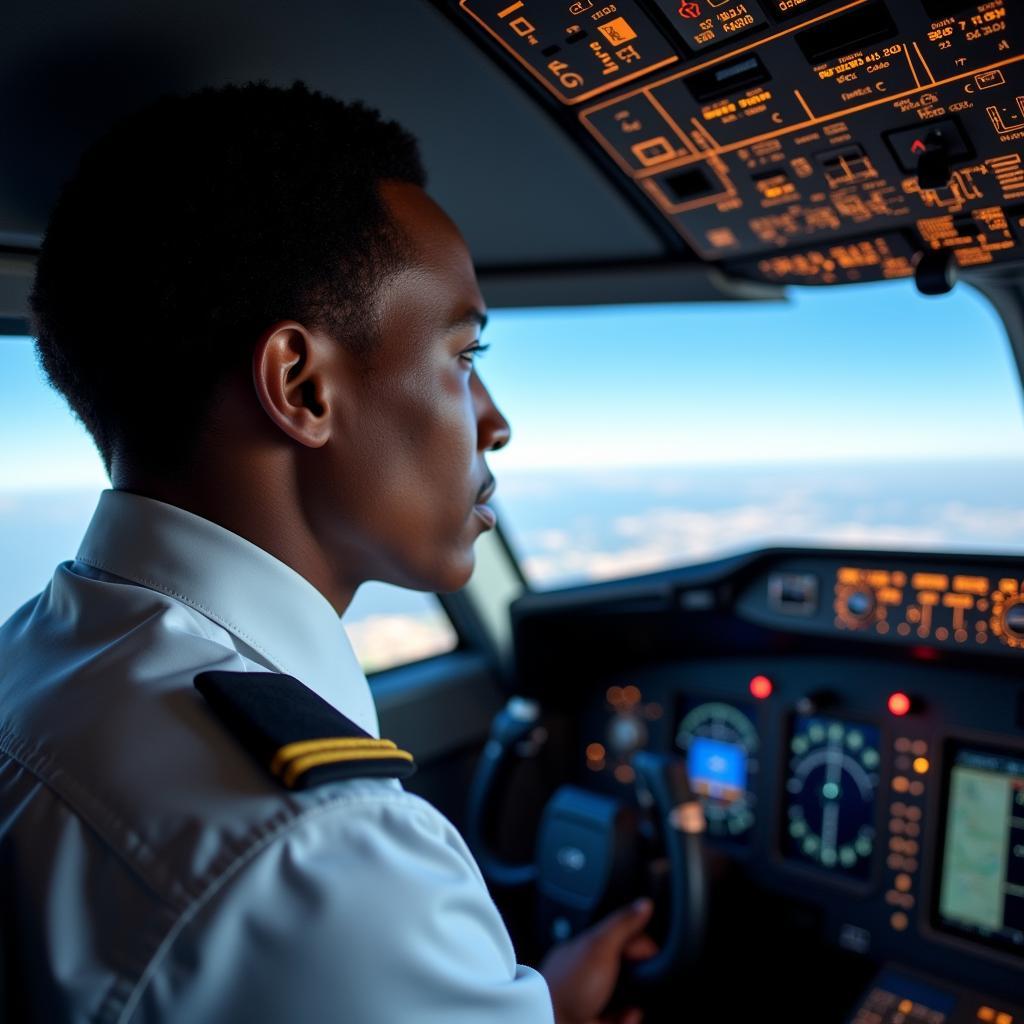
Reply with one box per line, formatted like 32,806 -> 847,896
467,700 -> 708,991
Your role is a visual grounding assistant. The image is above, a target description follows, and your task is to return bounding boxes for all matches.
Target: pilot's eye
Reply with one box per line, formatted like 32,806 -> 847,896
459,342 -> 490,366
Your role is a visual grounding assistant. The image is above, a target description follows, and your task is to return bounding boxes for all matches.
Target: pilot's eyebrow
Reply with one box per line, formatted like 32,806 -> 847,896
448,308 -> 488,333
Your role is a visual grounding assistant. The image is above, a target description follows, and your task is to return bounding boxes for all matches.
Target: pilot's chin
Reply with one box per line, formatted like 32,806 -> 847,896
430,550 -> 477,595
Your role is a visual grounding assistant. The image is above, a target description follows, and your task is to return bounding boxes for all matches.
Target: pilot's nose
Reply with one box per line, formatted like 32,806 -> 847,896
474,374 -> 511,453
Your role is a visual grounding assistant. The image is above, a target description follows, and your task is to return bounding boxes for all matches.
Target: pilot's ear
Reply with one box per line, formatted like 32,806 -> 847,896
251,322 -> 336,449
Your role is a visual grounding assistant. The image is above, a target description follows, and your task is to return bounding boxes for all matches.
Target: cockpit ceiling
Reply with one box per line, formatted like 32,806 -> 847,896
0,1 -> 669,269
450,0 -> 1024,287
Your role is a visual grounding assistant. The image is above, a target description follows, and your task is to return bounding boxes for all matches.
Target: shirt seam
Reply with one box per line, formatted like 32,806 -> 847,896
111,787 -> 431,1024
0,731 -> 181,911
74,554 -> 282,668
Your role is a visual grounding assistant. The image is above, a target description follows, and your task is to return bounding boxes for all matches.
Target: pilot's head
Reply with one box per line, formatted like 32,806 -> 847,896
30,82 -> 510,607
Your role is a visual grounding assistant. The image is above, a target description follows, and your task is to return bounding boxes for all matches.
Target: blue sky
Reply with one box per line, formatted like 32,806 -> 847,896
1,278 -> 1021,489
478,280 -> 1023,470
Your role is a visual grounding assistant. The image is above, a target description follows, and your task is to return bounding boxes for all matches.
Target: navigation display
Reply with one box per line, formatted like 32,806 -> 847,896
935,745 -> 1024,958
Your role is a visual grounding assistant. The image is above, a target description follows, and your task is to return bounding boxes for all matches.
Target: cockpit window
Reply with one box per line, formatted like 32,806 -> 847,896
483,280 -> 1024,589
0,336 -> 457,673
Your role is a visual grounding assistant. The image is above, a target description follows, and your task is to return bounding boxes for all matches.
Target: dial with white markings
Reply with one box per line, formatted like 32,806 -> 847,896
784,715 -> 880,880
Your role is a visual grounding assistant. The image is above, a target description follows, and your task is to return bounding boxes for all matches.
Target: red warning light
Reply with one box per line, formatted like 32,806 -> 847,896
910,139 -> 927,155
888,692 -> 912,717
750,675 -> 774,700
678,1 -> 702,18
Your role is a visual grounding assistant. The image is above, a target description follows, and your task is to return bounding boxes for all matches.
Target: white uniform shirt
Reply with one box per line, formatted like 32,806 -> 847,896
0,488 -> 553,1024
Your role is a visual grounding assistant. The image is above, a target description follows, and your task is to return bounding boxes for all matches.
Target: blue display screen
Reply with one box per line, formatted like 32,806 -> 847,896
689,737 -> 747,801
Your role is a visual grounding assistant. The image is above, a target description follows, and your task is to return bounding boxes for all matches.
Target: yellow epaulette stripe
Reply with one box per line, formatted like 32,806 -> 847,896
270,736 -> 397,775
281,747 -> 415,788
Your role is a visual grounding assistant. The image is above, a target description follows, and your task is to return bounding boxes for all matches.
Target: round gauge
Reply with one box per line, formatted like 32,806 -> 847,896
784,716 -> 880,880
676,701 -> 759,840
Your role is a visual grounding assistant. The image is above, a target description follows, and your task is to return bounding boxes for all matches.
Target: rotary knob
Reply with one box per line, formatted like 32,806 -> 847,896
1000,597 -> 1024,640
838,586 -> 876,627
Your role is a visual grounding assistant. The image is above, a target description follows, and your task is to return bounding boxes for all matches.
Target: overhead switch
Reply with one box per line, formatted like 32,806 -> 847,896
916,129 -> 953,191
884,118 -> 972,186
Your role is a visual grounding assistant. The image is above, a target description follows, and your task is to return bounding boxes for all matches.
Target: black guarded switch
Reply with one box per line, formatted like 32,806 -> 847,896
916,128 -> 953,190
884,118 -> 972,188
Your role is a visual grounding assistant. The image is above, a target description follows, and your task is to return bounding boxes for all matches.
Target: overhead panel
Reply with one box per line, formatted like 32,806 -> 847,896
455,0 -> 1024,286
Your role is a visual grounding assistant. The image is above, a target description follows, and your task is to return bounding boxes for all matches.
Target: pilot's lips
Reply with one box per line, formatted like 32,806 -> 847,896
474,479 -> 497,528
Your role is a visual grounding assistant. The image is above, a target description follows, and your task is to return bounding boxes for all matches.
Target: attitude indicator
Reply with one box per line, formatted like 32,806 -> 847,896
676,701 -> 759,840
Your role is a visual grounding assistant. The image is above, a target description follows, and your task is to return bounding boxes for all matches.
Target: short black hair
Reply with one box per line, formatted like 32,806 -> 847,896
30,81 -> 426,476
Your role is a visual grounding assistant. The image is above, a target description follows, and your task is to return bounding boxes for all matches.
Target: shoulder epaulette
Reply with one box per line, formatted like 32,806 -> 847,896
194,670 -> 415,790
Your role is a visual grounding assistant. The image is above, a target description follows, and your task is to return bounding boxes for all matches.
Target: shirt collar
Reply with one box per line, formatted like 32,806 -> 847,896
75,488 -> 379,737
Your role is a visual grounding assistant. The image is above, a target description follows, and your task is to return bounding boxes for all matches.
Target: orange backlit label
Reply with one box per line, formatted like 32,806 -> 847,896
911,573 -> 949,592
953,575 -> 990,595
766,0 -> 833,16
461,0 -> 677,106
648,0 -> 768,51
706,226 -> 739,248
598,17 -> 637,46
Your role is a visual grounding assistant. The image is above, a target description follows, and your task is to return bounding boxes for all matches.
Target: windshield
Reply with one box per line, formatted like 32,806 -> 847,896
4,280 -> 1021,606
480,281 -> 1024,589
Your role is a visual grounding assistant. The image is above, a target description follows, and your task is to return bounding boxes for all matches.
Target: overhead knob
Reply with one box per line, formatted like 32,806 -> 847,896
914,250 -> 957,296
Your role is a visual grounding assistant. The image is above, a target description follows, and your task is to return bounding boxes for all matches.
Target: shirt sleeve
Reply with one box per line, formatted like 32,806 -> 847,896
127,784 -> 555,1024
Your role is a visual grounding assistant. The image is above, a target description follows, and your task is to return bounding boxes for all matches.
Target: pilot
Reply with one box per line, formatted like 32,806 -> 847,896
0,82 -> 657,1023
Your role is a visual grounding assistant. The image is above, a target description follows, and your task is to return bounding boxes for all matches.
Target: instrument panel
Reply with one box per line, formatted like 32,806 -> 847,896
510,547 -> 1024,1014
579,651 -> 1024,1009
456,0 -> 1024,286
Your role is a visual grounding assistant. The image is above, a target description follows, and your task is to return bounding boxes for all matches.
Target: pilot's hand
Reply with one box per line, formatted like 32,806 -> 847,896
541,898 -> 658,1024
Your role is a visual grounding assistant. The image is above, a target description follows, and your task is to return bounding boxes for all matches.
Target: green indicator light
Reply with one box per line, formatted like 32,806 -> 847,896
823,781 -> 840,800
